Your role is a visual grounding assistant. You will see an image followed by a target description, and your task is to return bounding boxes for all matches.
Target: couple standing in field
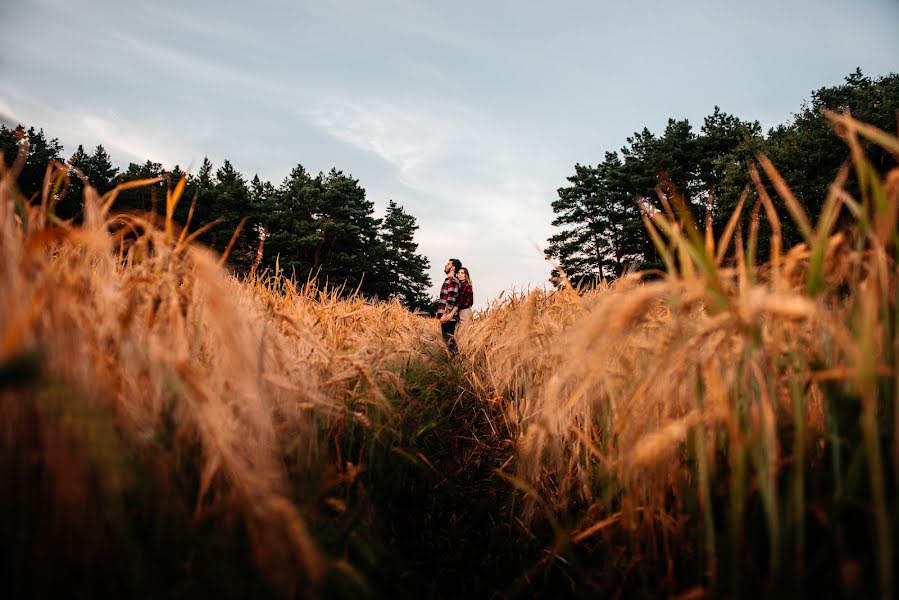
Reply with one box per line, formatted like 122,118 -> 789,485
435,258 -> 474,353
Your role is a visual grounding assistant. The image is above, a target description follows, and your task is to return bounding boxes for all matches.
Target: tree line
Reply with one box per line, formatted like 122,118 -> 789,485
546,69 -> 899,284
0,128 -> 432,309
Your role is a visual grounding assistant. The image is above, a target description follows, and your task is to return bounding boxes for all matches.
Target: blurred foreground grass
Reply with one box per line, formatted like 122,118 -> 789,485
2,112 -> 899,598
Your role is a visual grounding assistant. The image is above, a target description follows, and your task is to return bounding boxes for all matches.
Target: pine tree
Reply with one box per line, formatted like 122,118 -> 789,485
316,168 -> 384,295
0,121 -> 437,301
546,153 -> 647,284
210,160 -> 255,270
265,164 -> 322,280
184,157 -> 218,239
63,144 -> 121,221
85,145 -> 119,195
379,200 -> 431,308
546,162 -> 606,285
116,160 -> 166,214
762,70 -> 899,251
62,144 -> 90,220
0,125 -> 64,200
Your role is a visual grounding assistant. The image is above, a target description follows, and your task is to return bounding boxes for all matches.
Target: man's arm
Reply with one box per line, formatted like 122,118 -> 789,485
440,279 -> 460,322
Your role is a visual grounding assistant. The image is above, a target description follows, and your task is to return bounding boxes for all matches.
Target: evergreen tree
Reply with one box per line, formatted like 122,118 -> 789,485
700,109 -> 767,255
546,162 -> 606,284
62,144 -> 90,220
762,69 -> 899,250
210,160 -> 256,270
547,70 -> 899,280
184,157 -> 218,235
0,122 -> 434,303
698,107 -> 763,201
247,174 -> 277,272
63,144 -> 121,221
265,164 -> 322,280
85,145 -> 119,195
264,167 -> 391,296
546,153 -> 648,284
651,118 -> 701,205
316,168 -> 384,295
0,125 -> 64,200
379,200 -> 431,308
116,160 -> 166,214
600,153 -> 650,274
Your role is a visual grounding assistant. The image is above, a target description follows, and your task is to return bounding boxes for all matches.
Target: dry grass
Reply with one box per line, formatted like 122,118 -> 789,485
457,112 -> 899,596
2,113 -> 897,597
0,141 -> 438,594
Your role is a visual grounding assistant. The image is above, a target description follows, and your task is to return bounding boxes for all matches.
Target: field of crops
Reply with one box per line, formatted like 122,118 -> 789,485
2,113 -> 898,598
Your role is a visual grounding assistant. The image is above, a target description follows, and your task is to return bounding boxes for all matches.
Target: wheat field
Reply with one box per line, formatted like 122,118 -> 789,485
2,112 -> 898,598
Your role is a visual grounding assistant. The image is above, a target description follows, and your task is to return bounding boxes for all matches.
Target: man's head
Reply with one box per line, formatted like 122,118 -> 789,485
445,258 -> 462,275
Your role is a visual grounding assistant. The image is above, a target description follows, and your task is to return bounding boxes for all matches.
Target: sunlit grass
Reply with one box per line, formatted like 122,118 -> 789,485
0,137 -> 441,595
456,112 -> 899,597
2,113 -> 897,597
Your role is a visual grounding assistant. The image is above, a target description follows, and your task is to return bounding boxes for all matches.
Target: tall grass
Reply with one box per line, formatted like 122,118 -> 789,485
3,113 -> 897,597
0,136 -> 439,596
457,112 -> 899,597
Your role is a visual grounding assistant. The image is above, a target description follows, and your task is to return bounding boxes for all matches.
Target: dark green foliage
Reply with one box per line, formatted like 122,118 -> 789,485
758,69 -> 899,251
378,200 -> 432,309
548,111 -> 762,282
116,159 -> 167,215
547,156 -> 642,283
262,163 -> 320,278
314,169 -> 383,294
207,160 -> 257,270
58,144 -> 121,221
548,70 -> 899,279
0,126 -> 432,303
182,157 -> 221,241
0,125 -> 64,200
261,165 -> 393,297
250,167 -> 432,305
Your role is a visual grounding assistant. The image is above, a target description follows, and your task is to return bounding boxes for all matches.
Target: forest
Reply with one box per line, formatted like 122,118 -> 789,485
0,128 -> 433,309
547,69 -> 899,282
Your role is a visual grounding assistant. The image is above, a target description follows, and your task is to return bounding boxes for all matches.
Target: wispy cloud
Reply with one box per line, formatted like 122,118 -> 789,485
72,109 -> 198,167
0,85 -> 205,169
0,97 -> 18,128
304,97 -> 552,210
304,97 -> 560,302
111,33 -> 264,90
304,100 -> 460,180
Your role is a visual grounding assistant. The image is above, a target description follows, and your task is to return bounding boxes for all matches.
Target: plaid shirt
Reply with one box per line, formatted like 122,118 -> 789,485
457,281 -> 473,310
436,275 -> 460,319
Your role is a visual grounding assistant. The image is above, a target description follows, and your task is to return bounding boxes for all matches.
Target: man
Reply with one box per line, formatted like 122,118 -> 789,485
436,258 -> 462,353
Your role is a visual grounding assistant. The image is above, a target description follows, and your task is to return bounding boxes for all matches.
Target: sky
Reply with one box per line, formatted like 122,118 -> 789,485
1,0 -> 898,307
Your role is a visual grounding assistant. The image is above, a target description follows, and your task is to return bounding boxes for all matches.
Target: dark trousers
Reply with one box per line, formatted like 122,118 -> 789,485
440,320 -> 457,353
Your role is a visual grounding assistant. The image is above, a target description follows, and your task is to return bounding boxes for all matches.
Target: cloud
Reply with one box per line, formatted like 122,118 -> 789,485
303,97 -> 553,213
111,33 -> 263,89
0,97 -> 18,128
0,85 -> 205,169
304,97 -> 560,305
304,100 -> 457,180
73,110 -> 197,166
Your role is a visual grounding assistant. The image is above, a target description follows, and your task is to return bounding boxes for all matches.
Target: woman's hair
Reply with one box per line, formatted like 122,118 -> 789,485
459,267 -> 472,287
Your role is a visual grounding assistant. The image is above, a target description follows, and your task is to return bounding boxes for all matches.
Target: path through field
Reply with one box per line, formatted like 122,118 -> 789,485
344,352 -> 564,599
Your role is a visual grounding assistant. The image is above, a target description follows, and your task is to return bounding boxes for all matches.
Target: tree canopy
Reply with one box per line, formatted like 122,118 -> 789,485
547,69 -> 899,285
0,125 -> 432,306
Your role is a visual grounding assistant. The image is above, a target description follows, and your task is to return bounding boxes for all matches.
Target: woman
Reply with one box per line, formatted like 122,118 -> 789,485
455,267 -> 474,334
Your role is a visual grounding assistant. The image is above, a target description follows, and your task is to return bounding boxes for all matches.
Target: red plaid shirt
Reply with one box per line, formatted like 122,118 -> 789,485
436,275 -> 460,319
457,281 -> 473,310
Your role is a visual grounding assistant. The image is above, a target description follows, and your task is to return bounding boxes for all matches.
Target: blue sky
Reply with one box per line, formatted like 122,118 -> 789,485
2,0 -> 898,306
